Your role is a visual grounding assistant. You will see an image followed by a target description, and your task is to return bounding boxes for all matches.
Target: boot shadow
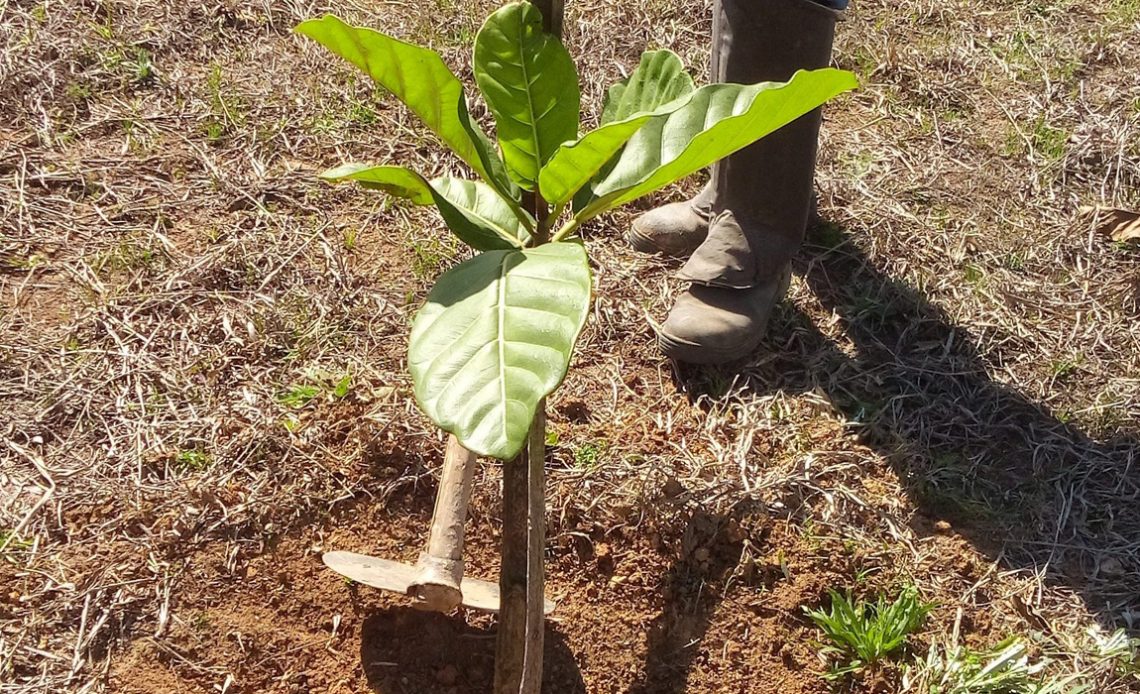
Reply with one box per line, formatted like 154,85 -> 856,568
359,607 -> 585,693
673,221 -> 1139,630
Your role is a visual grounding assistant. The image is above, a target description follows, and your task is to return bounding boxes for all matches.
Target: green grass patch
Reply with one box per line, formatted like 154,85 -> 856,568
1031,117 -> 1068,161
173,449 -> 211,472
0,529 -> 34,552
910,637 -> 1095,693
276,383 -> 321,409
805,585 -> 934,679
572,441 -> 606,470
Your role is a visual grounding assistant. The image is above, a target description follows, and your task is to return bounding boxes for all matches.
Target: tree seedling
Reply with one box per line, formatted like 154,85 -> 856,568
295,2 -> 855,690
296,3 -> 856,463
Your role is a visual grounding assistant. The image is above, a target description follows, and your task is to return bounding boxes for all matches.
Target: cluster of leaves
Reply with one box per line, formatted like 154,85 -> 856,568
808,588 -> 1102,692
909,639 -> 1090,694
804,585 -> 934,678
297,2 -> 856,460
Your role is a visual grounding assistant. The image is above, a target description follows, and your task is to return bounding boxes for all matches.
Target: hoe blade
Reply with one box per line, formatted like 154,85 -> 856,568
322,551 -> 556,615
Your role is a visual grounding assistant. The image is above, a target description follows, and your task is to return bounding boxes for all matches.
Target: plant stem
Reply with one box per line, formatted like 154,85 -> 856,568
544,200 -> 567,232
550,215 -> 581,243
494,401 -> 546,694
525,191 -> 550,244
529,0 -> 564,35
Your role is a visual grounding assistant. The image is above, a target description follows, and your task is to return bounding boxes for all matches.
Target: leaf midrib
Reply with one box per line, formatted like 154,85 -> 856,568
509,12 -> 544,175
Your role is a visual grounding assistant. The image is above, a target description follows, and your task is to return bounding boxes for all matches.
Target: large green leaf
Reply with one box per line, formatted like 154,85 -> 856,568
601,50 -> 695,125
296,15 -> 516,201
539,50 -> 697,206
578,68 -> 858,221
321,164 -> 531,250
430,177 -> 532,250
320,162 -> 435,204
473,2 -> 580,190
409,243 -> 591,460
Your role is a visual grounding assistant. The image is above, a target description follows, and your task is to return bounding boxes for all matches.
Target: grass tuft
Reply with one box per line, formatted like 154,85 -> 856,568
805,585 -> 934,678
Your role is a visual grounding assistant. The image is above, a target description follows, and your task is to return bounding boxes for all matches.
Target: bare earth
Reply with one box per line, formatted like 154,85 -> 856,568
2,0 -> 1138,692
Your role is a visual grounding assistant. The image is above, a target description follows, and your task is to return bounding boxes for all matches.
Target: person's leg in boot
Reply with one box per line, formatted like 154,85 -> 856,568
625,19 -> 727,258
627,180 -> 715,257
657,0 -> 842,364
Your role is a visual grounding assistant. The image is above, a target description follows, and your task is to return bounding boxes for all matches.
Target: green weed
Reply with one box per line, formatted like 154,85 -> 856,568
572,441 -> 605,469
277,383 -> 320,408
812,221 -> 847,250
65,81 -> 93,103
1049,356 -> 1083,379
1031,117 -> 1068,161
203,62 -> 245,142
410,234 -> 458,280
89,238 -> 159,275
1108,0 -> 1140,23
907,637 -> 1093,694
805,585 -> 934,679
332,373 -> 352,399
173,449 -> 211,472
1002,252 -> 1026,271
1089,627 -> 1140,679
0,529 -> 34,552
132,48 -> 154,84
962,263 -> 985,285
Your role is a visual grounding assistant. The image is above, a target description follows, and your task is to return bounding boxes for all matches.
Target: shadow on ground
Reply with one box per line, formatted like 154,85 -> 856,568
647,222 -> 1139,691
359,607 -> 585,693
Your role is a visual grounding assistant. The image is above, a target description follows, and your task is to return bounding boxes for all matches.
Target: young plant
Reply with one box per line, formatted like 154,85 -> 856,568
905,638 -> 1091,694
805,585 -> 934,679
296,3 -> 856,461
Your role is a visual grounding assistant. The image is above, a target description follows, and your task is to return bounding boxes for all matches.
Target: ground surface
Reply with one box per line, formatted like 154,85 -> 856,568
2,0 -> 1139,692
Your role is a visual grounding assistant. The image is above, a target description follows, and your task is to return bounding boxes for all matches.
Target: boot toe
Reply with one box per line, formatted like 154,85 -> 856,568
627,202 -> 709,257
657,273 -> 790,365
658,288 -> 762,364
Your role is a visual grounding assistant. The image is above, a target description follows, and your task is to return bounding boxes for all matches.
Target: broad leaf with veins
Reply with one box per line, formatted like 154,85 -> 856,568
408,243 -> 591,460
474,3 -> 580,190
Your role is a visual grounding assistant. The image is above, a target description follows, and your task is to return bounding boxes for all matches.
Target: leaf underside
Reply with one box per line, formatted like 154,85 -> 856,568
474,2 -> 580,190
320,164 -> 530,250
582,68 -> 860,220
409,243 -> 591,460
601,49 -> 695,125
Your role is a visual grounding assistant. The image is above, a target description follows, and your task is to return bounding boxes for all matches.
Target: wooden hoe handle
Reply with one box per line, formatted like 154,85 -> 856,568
408,435 -> 477,611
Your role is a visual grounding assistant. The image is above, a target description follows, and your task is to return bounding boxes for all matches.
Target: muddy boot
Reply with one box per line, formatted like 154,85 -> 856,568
657,0 -> 840,364
627,181 -> 715,257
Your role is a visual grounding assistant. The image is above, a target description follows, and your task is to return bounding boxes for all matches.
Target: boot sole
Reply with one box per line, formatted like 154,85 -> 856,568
657,330 -> 765,365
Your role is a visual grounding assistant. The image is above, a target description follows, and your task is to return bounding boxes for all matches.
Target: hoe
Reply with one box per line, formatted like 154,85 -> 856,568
322,433 -> 555,616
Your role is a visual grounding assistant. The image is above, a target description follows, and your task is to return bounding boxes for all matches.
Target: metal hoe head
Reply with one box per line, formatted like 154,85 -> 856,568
323,550 -> 556,615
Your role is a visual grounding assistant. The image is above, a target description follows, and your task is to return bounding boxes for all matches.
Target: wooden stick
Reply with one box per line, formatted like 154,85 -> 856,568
520,405 -> 546,691
530,0 -> 564,35
408,435 -> 477,611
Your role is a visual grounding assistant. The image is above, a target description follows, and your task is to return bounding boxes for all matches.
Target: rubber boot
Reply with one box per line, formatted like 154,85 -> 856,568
627,181 -> 715,257
657,0 -> 839,364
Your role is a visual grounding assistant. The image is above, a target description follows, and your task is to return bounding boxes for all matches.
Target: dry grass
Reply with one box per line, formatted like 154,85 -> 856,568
2,0 -> 1139,692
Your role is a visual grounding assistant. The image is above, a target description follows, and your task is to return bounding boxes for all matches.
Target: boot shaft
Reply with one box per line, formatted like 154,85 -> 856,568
685,0 -> 840,287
